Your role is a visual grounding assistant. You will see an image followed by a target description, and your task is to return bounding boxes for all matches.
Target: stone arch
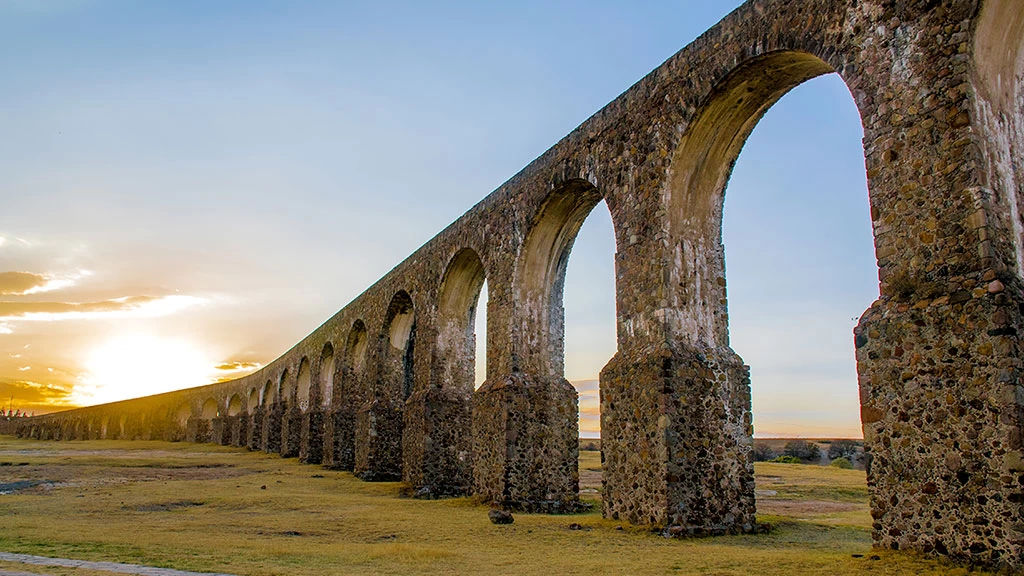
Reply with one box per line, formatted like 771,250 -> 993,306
175,403 -> 191,426
297,357 -> 312,412
346,320 -> 369,377
973,0 -> 1024,275
261,379 -> 275,405
227,394 -> 243,417
666,50 -> 842,346
436,248 -> 487,393
100,415 -> 110,439
201,398 -> 218,419
279,369 -> 293,406
248,387 -> 258,409
382,291 -> 416,400
516,179 -> 610,379
294,356 -> 309,409
319,342 -> 336,409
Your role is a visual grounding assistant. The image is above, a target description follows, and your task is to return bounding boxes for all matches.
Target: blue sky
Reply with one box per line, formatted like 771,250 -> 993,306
0,1 -> 877,437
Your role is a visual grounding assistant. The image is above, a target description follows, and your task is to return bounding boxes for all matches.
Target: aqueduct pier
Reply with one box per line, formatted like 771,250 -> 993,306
15,0 -> 1024,569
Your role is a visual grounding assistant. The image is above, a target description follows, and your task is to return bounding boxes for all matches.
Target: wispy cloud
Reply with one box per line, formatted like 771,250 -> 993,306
0,294 -> 207,322
17,366 -> 30,371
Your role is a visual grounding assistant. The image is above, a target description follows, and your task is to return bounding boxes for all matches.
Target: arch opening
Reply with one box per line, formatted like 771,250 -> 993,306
383,291 -> 416,401
248,387 -> 258,410
517,179 -> 619,447
297,358 -> 311,412
261,379 -> 275,406
347,320 -> 368,377
201,398 -> 218,419
667,50 -> 876,522
227,394 -> 243,417
668,50 -> 835,346
320,342 -> 335,409
517,179 -> 607,380
279,369 -> 293,406
436,248 -> 487,394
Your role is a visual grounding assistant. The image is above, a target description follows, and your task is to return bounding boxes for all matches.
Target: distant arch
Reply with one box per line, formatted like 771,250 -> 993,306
383,291 -> 416,400
227,394 -> 243,417
262,379 -> 275,405
280,369 -> 293,406
346,320 -> 369,376
201,398 -> 218,419
320,342 -> 335,409
175,403 -> 191,426
297,358 -> 312,412
436,248 -> 487,393
248,387 -> 258,409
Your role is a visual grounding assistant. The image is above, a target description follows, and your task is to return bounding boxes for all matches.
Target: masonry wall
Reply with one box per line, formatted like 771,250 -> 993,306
13,0 -> 1024,570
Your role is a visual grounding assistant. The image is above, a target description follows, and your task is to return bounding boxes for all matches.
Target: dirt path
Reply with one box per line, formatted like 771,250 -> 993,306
0,553 -> 235,576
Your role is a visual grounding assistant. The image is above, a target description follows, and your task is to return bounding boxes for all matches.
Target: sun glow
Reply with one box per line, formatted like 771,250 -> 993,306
71,333 -> 218,406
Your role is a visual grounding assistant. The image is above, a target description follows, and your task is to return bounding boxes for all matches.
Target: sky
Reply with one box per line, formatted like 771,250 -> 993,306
0,1 -> 877,438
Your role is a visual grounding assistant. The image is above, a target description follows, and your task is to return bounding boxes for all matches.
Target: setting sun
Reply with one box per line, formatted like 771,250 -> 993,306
72,334 -> 217,406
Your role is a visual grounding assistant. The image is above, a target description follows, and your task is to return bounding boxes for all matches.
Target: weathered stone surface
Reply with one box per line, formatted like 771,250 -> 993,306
403,387 -> 473,497
299,410 -> 324,464
354,400 -> 404,481
473,373 -> 580,512
16,0 -> 1024,569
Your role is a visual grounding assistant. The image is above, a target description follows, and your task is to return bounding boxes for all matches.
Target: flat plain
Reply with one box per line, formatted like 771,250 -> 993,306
0,437 -> 988,575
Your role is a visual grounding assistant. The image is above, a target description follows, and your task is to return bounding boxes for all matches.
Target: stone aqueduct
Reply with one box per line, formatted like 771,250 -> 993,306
14,0 -> 1024,569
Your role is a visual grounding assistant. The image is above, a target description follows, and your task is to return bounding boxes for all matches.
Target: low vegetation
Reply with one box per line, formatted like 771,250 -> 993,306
0,437 -> 987,575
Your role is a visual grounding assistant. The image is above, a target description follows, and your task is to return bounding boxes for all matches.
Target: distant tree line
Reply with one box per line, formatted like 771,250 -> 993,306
2,409 -> 33,419
753,439 -> 863,468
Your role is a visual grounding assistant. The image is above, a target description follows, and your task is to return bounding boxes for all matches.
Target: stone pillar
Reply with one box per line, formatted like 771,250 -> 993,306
280,405 -> 302,458
354,400 -> 403,481
262,403 -> 283,454
403,387 -> 473,497
231,414 -> 247,447
186,417 -> 211,444
299,409 -> 324,464
856,289 -> 1024,565
247,407 -> 263,451
211,417 -> 229,445
472,373 -> 579,512
323,408 -> 356,470
601,344 -> 755,534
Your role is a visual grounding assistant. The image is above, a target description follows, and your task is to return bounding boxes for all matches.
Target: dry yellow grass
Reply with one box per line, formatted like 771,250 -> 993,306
0,437 -> 988,575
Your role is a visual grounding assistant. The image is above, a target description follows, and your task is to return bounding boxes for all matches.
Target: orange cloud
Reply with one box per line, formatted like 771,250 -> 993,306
215,361 -> 262,371
212,360 -> 263,383
0,377 -> 77,414
0,272 -> 48,295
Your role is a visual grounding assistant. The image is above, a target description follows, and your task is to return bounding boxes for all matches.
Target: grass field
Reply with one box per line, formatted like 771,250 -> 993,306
0,436 -> 988,575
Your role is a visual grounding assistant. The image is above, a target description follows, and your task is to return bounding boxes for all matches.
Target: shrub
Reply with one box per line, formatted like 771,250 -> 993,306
752,443 -> 776,462
770,455 -> 802,464
783,440 -> 821,461
827,439 -> 861,461
829,457 -> 853,469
